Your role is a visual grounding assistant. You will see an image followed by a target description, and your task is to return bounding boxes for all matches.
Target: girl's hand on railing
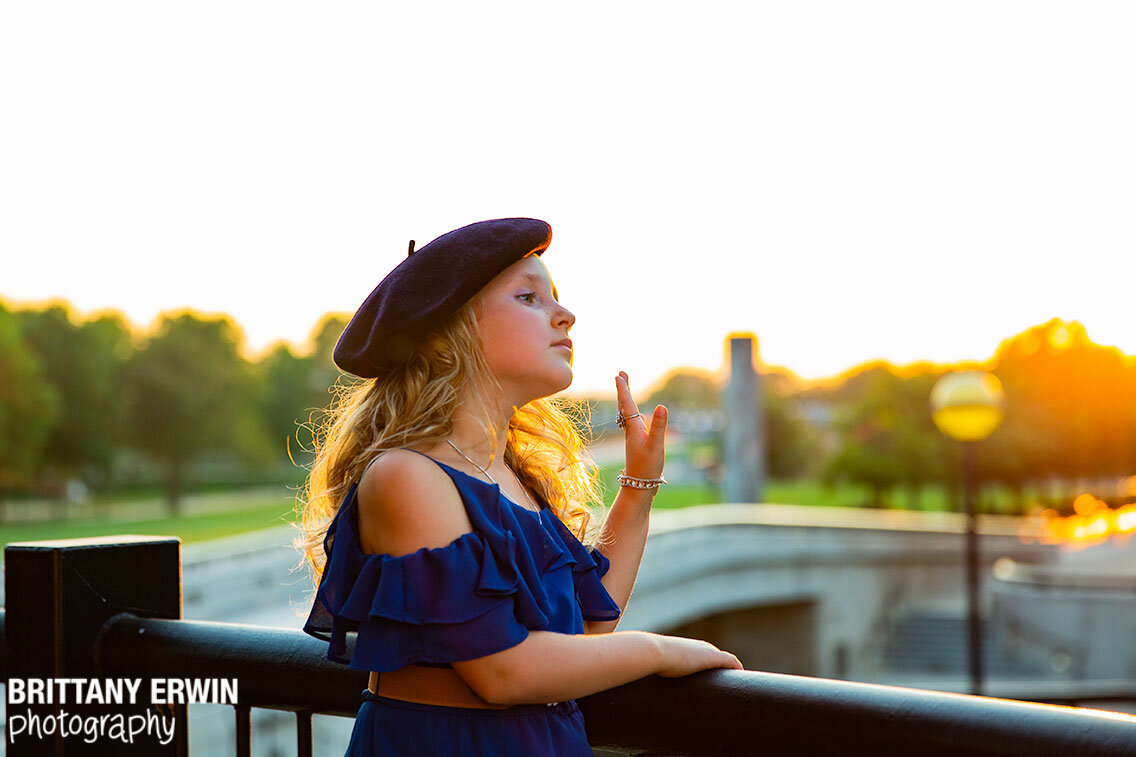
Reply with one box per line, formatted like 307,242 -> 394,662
654,634 -> 744,677
615,371 -> 667,482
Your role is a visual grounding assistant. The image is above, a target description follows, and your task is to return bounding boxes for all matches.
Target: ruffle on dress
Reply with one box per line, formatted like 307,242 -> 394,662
541,508 -> 622,622
304,470 -> 621,672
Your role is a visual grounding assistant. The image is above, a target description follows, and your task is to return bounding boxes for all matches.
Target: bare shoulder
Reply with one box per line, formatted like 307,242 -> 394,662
356,449 -> 473,557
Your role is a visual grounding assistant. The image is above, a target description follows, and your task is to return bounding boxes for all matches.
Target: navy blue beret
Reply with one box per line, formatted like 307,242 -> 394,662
333,218 -> 553,378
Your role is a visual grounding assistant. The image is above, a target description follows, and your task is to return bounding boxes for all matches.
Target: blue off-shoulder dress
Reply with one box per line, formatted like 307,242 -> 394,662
303,449 -> 622,756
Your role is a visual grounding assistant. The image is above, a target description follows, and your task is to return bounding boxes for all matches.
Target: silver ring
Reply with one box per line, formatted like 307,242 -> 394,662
616,411 -> 641,429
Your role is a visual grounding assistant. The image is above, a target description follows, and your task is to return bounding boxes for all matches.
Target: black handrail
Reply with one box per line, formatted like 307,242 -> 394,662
96,613 -> 367,718
94,613 -> 1136,757
7,536 -> 1136,756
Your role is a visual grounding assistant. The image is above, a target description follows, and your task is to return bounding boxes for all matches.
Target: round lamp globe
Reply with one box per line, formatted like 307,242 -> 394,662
930,371 -> 1005,442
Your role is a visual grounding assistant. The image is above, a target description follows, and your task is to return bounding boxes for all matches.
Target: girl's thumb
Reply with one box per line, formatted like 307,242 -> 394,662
653,405 -> 667,426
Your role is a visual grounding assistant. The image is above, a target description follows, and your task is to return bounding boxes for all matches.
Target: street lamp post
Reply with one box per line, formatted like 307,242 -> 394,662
930,371 -> 1005,696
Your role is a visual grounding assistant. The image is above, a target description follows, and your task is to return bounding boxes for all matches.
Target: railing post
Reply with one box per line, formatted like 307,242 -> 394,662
4,536 -> 185,755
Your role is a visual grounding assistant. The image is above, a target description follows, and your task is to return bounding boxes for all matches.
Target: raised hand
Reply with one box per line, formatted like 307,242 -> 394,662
614,371 -> 668,481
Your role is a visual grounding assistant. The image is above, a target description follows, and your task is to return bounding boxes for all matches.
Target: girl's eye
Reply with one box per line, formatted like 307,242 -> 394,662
518,292 -> 537,303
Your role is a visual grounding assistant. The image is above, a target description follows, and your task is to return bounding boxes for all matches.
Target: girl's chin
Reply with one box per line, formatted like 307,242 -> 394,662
549,368 -> 573,393
512,374 -> 573,400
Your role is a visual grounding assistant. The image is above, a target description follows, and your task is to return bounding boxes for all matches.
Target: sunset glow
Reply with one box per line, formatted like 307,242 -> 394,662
1034,489 -> 1136,548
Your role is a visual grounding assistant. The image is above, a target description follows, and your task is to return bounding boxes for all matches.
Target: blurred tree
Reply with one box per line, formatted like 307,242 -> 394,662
307,313 -> 350,403
989,318 -> 1136,508
256,342 -> 315,465
648,369 -> 720,409
888,371 -> 952,510
294,314 -> 354,451
822,368 -> 904,507
762,371 -> 823,479
14,304 -> 133,487
121,312 -> 273,515
821,366 -> 949,508
0,304 -> 61,494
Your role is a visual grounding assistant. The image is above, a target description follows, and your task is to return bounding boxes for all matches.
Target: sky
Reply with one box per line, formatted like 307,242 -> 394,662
3,2 -> 1134,399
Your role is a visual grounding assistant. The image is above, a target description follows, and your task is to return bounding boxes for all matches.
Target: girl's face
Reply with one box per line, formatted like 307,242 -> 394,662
474,254 -> 576,402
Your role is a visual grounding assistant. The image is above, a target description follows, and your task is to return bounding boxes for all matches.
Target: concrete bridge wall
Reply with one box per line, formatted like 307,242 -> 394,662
622,504 -> 1061,680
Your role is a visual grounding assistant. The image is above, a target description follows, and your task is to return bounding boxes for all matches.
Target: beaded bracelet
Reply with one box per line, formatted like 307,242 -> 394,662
617,469 -> 669,489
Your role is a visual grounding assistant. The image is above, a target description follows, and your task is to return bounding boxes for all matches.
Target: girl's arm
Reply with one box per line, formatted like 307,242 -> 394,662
454,629 -> 662,705
583,371 -> 668,634
583,485 -> 654,635
454,628 -> 742,705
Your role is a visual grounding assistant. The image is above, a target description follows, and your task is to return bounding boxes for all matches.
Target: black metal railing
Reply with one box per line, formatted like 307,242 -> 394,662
5,535 -> 1136,756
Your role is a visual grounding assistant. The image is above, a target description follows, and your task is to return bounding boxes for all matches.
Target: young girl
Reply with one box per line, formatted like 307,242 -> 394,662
297,218 -> 742,756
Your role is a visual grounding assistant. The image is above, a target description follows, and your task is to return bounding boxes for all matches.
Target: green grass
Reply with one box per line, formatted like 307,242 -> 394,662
2,463 -> 1043,550
0,494 -> 298,548
595,462 -> 1034,514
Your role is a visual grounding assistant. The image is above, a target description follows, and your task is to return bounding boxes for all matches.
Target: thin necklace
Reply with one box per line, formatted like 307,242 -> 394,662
445,439 -> 540,513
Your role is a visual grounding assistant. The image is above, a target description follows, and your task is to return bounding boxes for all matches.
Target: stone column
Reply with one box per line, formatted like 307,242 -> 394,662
723,334 -> 764,503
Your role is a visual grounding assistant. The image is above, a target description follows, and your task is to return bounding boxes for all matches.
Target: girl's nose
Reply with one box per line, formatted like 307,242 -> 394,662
555,306 -> 576,329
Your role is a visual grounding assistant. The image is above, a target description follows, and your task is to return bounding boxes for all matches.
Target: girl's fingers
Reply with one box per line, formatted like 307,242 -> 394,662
616,372 -> 634,411
616,373 -> 667,476
640,405 -> 667,456
615,372 -> 646,433
617,372 -> 668,443
649,404 -> 669,445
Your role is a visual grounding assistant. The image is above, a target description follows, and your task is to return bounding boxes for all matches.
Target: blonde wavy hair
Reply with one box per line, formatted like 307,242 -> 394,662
291,291 -> 611,599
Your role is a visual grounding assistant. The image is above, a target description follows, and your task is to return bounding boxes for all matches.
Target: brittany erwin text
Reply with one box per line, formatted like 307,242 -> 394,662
7,677 -> 239,705
6,678 -> 239,746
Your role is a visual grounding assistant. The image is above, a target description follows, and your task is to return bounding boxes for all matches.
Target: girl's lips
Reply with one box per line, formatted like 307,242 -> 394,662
553,345 -> 572,353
